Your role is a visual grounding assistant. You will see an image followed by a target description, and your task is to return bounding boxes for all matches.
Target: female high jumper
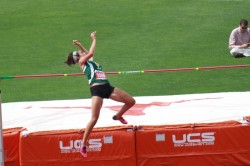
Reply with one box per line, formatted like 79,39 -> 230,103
65,31 -> 135,157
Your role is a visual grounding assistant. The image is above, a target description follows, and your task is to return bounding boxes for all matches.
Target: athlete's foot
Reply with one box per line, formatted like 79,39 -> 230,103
80,144 -> 87,158
113,115 -> 128,124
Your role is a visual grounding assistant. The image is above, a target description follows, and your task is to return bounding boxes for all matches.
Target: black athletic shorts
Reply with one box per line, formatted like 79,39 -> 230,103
90,83 -> 115,99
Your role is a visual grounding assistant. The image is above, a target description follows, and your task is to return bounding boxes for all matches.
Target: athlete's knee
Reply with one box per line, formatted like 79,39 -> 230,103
127,97 -> 136,107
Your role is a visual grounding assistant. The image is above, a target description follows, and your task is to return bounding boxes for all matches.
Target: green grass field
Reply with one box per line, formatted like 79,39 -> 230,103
1,0 -> 250,103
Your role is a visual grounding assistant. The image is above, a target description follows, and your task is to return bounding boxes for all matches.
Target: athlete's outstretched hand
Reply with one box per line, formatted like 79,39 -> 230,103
73,40 -> 81,46
91,31 -> 96,40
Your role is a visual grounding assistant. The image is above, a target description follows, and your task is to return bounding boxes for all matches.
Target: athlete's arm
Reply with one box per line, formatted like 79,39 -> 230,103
73,40 -> 88,52
78,32 -> 96,66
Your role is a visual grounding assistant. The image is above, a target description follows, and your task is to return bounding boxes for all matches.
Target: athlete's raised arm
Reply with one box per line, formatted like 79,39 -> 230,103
73,40 -> 88,52
78,31 -> 96,67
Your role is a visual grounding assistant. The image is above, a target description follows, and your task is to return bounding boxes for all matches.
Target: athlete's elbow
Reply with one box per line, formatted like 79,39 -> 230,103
87,53 -> 94,60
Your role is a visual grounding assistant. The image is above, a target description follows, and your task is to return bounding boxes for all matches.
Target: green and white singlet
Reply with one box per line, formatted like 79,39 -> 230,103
83,61 -> 109,85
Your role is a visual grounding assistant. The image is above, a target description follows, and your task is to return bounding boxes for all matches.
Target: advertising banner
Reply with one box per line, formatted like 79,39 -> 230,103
20,126 -> 136,166
136,122 -> 250,166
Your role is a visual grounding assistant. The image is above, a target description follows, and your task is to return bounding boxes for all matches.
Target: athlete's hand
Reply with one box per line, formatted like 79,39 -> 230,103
73,40 -> 81,46
91,31 -> 96,40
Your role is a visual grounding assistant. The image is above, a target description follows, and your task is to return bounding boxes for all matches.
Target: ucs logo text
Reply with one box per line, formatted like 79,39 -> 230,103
59,139 -> 102,153
172,132 -> 215,147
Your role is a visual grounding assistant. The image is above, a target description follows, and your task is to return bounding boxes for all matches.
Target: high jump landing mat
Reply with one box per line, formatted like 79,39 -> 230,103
2,91 -> 250,166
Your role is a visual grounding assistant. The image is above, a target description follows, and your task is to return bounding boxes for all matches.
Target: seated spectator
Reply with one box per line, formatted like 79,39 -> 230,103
229,19 -> 250,58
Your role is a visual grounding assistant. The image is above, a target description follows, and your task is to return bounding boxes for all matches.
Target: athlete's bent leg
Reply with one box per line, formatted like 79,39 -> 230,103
109,88 -> 135,119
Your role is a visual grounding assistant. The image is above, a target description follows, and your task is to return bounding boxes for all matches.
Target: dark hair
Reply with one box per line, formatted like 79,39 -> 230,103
240,19 -> 248,26
64,52 -> 75,66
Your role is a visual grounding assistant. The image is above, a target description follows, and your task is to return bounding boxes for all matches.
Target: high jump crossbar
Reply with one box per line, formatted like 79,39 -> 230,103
0,64 -> 249,79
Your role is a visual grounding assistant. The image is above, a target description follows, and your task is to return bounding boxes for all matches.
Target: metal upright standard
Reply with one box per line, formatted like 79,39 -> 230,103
0,91 -> 4,166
